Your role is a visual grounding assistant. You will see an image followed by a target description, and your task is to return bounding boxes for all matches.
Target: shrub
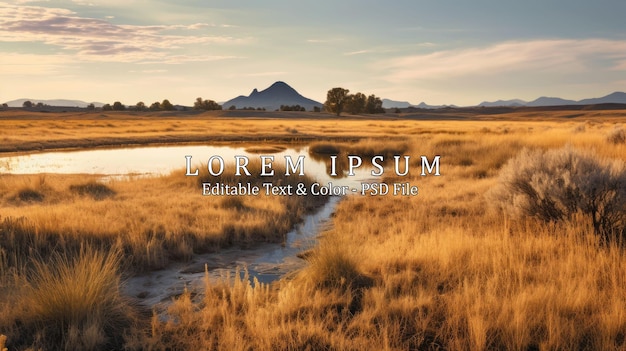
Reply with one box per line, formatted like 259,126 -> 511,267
309,143 -> 341,155
607,125 -> 625,144
69,182 -> 116,200
16,188 -> 44,202
488,146 -> 626,242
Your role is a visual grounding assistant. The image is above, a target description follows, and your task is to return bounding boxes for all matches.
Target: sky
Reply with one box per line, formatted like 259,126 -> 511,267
1,0 -> 626,106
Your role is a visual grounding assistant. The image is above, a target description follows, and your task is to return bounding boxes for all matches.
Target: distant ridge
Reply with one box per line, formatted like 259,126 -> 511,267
479,92 -> 626,107
382,98 -> 455,109
221,81 -> 323,111
3,98 -> 104,108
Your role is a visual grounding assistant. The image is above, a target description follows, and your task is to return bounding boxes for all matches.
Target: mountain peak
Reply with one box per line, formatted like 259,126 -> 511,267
263,81 -> 298,94
222,81 -> 322,111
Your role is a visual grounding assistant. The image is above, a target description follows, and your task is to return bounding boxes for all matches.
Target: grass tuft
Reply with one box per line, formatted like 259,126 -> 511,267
308,242 -> 371,291
69,181 -> 116,200
16,187 -> 44,202
1,247 -> 142,350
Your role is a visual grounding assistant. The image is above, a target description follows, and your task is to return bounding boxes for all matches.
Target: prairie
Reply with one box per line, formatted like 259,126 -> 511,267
1,108 -> 625,153
1,108 -> 626,350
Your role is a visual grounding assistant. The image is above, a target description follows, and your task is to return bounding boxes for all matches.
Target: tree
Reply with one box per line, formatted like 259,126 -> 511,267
112,101 -> 125,111
324,87 -> 349,116
87,103 -> 95,110
280,104 -> 305,111
194,97 -> 204,110
194,97 -> 222,111
102,103 -> 113,111
135,101 -> 146,111
345,92 -> 366,114
22,100 -> 33,108
149,102 -> 161,111
161,99 -> 174,111
365,94 -> 385,114
1,103 -> 8,109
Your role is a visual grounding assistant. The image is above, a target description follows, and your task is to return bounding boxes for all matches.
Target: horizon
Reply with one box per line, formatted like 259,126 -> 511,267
3,81 -> 626,108
1,1 -> 625,106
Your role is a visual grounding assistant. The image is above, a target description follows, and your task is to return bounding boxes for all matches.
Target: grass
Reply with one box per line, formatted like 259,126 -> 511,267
2,112 -> 626,349
1,247 -> 142,350
69,182 -> 116,200
132,117 -> 626,350
1,109 -> 624,154
0,165 -> 325,270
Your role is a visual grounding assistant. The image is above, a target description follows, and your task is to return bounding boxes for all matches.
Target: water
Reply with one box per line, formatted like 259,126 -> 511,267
0,144 -> 372,308
0,144 -> 376,188
123,197 -> 340,310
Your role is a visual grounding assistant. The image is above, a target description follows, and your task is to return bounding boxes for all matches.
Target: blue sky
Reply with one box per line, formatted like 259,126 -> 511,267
1,0 -> 625,106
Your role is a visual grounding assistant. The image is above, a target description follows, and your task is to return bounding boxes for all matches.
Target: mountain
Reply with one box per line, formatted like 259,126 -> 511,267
414,102 -> 457,109
478,99 -> 526,107
578,91 -> 626,105
478,92 -> 626,107
3,98 -> 104,108
382,99 -> 412,109
382,99 -> 456,109
222,81 -> 323,111
526,96 -> 577,107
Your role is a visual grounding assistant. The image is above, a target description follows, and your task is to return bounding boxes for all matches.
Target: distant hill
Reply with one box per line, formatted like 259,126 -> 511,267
479,92 -> 626,107
526,96 -> 577,107
578,92 -> 626,105
3,98 -> 104,108
383,99 -> 456,109
414,102 -> 457,109
382,99 -> 412,109
222,81 -> 323,111
478,99 -> 526,107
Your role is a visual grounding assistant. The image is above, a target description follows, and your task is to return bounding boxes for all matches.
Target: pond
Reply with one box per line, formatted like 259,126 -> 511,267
0,144 -> 378,309
0,144 -> 376,187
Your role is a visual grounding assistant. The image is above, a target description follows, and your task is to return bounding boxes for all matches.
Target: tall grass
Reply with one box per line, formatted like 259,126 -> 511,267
0,247 -> 142,351
3,117 -> 626,349
0,165 -> 325,272
131,121 -> 626,350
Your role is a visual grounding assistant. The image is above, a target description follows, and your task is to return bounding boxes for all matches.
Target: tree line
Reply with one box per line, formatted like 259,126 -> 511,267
323,87 -> 386,116
18,87 -> 388,116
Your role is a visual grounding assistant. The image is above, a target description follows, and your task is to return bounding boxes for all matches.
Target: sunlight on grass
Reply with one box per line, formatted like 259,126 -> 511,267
2,113 -> 626,349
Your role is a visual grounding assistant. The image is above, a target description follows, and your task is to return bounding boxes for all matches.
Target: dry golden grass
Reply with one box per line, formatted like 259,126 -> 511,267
1,246 -> 143,350
1,108 -> 624,153
0,163 -> 325,271
2,111 -> 626,350
133,117 -> 626,350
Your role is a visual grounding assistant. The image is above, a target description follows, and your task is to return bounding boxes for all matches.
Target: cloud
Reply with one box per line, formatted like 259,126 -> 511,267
141,54 -> 244,65
307,38 -> 343,44
382,39 -> 626,81
344,50 -> 371,56
0,52 -> 73,75
129,69 -> 168,74
0,2 -> 245,63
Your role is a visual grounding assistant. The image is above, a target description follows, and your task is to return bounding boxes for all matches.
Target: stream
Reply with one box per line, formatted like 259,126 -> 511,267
123,196 -> 340,310
0,144 -> 366,310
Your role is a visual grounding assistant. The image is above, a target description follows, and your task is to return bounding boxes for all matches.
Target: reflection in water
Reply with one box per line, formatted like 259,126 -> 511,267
1,144 -> 390,309
0,145 -> 386,187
